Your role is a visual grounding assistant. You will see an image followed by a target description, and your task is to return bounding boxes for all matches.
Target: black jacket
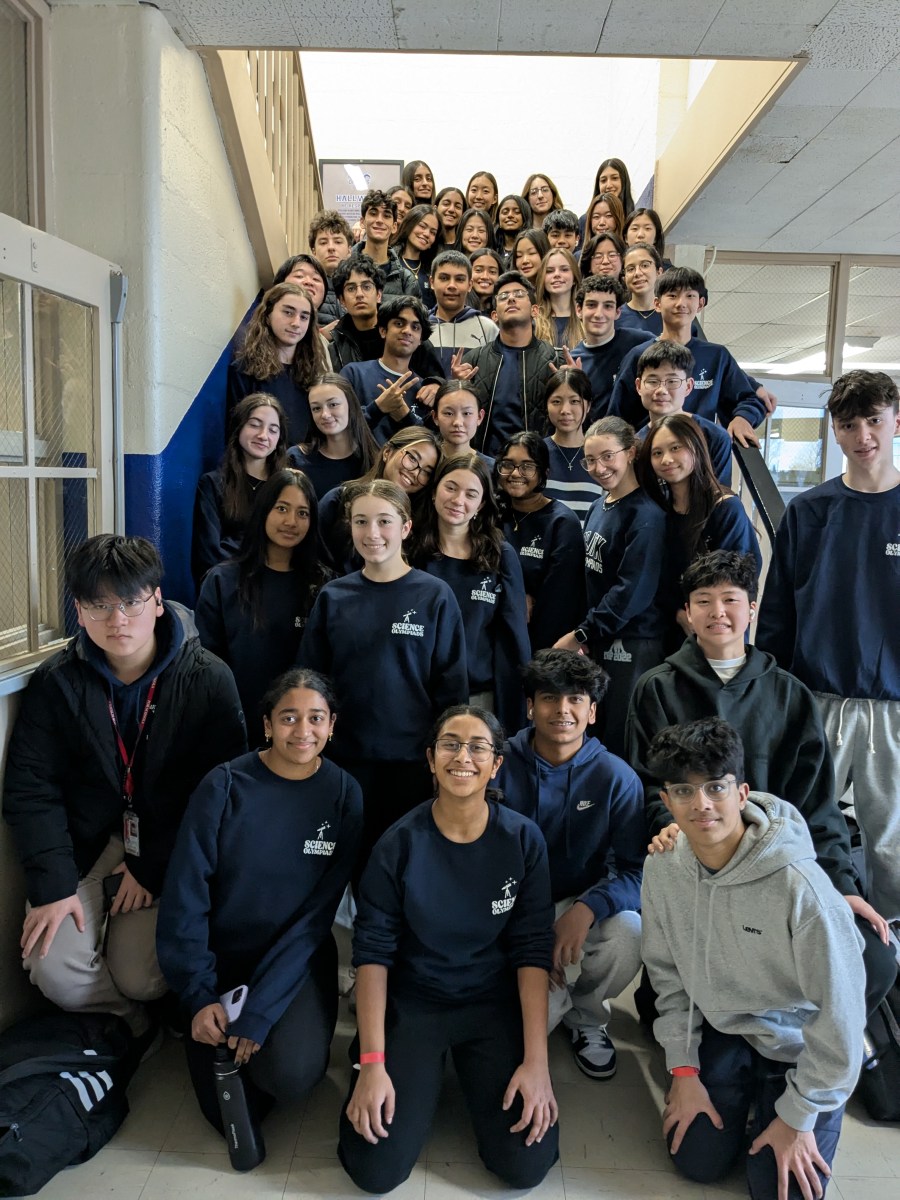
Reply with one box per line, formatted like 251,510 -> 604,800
349,243 -> 422,299
461,336 -> 557,456
3,604 -> 247,904
624,637 -> 858,895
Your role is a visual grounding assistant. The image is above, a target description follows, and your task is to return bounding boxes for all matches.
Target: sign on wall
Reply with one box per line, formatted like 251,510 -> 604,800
319,160 -> 404,225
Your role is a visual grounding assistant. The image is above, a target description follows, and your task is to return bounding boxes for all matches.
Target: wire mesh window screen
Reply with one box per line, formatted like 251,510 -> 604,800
32,290 -> 96,469
0,283 -> 99,670
0,277 -> 25,464
0,0 -> 29,224
37,476 -> 93,644
702,261 -> 834,375
846,264 -> 900,386
0,476 -> 29,659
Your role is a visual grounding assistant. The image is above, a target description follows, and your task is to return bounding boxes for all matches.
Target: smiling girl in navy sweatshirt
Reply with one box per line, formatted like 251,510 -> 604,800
338,705 -> 558,1194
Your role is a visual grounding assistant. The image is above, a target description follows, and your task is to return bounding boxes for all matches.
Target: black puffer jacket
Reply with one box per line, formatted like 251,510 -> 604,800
3,604 -> 247,904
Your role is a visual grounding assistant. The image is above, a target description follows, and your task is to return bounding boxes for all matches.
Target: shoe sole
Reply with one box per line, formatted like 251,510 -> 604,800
573,1054 -> 617,1080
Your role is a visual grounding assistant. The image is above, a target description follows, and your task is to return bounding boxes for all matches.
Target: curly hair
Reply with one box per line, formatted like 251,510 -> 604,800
235,282 -> 325,388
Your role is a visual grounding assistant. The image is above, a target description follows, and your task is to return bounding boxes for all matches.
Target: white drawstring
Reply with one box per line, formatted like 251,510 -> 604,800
866,699 -> 875,754
835,697 -> 849,747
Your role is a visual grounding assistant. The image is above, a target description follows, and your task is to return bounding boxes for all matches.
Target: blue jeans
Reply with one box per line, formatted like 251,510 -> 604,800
669,1023 -> 845,1198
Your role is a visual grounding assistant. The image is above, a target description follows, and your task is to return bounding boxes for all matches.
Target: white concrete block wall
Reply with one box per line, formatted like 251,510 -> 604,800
47,3 -> 258,456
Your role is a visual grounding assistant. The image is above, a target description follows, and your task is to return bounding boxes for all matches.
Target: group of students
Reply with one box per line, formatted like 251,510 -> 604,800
4,155 -> 899,1200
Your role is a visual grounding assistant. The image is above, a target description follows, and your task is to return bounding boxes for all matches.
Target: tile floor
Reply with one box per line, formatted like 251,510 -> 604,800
24,981 -> 900,1200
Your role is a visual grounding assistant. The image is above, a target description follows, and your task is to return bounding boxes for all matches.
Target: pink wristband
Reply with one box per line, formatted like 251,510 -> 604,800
670,1066 -> 700,1077
359,1051 -> 386,1065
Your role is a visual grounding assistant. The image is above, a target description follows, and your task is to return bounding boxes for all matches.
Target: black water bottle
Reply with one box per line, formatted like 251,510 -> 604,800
212,1047 -> 266,1171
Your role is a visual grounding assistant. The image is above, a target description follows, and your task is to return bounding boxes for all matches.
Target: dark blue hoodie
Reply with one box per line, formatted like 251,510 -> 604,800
497,729 -> 645,920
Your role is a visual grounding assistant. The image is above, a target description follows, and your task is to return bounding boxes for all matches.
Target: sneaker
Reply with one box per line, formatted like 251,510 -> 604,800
570,1025 -> 617,1079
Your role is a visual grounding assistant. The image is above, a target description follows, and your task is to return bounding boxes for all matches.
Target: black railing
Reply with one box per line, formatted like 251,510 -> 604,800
732,443 -> 786,545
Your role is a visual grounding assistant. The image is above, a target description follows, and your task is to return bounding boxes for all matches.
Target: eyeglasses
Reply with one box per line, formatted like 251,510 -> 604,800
496,289 -> 530,303
592,252 -> 622,265
81,594 -> 155,621
529,186 -> 551,197
663,777 -> 737,804
400,449 -> 433,481
343,281 -> 376,295
581,449 -> 626,470
497,460 -> 538,478
434,737 -> 496,762
642,377 -> 688,392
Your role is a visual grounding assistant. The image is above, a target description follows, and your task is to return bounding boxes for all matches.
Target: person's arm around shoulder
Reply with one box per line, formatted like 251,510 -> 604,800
623,674 -> 680,851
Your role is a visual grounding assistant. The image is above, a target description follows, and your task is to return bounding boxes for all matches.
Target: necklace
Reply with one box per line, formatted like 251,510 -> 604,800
630,306 -> 655,321
555,444 -> 582,472
401,255 -> 419,272
512,509 -> 533,533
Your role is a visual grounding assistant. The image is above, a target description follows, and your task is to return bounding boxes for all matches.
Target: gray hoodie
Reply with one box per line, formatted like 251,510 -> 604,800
641,793 -> 865,1132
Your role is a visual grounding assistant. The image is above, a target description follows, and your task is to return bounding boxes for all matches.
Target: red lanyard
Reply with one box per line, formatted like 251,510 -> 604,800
107,677 -> 158,802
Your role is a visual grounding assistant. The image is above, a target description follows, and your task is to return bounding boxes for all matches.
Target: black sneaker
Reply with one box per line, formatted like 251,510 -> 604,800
570,1025 -> 617,1079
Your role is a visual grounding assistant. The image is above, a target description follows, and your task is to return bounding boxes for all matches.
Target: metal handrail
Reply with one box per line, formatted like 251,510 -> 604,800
732,442 -> 786,545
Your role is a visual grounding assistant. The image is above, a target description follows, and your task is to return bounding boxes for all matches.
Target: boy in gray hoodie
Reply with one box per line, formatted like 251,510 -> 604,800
641,718 -> 865,1199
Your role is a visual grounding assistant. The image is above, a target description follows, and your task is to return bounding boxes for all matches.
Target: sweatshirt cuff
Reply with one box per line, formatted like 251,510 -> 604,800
662,1039 -> 701,1071
774,1086 -> 818,1134
228,1009 -> 273,1047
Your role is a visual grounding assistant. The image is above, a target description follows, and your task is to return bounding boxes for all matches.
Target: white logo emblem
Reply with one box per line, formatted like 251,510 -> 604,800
693,366 -> 713,390
520,535 -> 544,560
576,799 -> 595,811
392,608 -> 425,636
471,577 -> 498,604
584,530 -> 607,573
304,820 -> 336,856
886,542 -> 900,557
492,877 -> 518,915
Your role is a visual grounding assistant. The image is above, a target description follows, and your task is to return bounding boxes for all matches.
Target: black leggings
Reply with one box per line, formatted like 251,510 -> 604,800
338,991 -> 559,1193
184,937 -> 338,1134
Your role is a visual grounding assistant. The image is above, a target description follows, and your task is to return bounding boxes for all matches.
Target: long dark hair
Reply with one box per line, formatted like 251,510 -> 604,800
300,373 -> 378,471
401,160 -> 436,201
512,228 -> 551,275
222,394 -> 288,524
624,207 -> 666,259
235,282 -> 325,387
636,413 -> 730,558
594,159 -> 635,218
466,170 -> 500,221
410,451 -> 502,573
456,209 -> 496,253
544,367 -> 592,434
494,194 -> 532,248
262,667 -> 338,721
392,203 -> 444,273
235,468 -> 330,627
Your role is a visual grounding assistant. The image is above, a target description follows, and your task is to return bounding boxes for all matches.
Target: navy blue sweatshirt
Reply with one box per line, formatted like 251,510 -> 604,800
195,561 -> 324,745
191,469 -> 264,588
502,500 -> 586,651
227,362 -> 311,445
571,329 -> 654,422
756,477 -> 900,700
420,542 -> 531,732
636,414 -> 733,486
353,800 -> 553,1004
497,730 -> 645,919
341,359 -> 429,446
581,489 -> 668,643
609,339 -> 766,431
157,753 -> 363,1046
287,445 -> 364,499
542,437 -> 605,521
298,569 -> 468,761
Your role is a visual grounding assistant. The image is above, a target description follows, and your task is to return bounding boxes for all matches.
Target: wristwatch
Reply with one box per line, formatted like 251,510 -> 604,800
573,628 -> 589,645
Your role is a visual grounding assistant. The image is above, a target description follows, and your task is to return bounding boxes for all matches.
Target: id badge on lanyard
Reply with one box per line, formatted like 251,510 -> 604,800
108,677 -> 158,858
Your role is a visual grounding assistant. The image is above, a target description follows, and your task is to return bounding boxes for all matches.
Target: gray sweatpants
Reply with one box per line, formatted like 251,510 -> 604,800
23,835 -> 167,1035
548,899 -> 643,1031
816,693 -> 900,921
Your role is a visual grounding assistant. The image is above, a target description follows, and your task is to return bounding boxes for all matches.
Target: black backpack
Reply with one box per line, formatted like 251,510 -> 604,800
0,1011 -> 135,1197
857,977 -> 900,1122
